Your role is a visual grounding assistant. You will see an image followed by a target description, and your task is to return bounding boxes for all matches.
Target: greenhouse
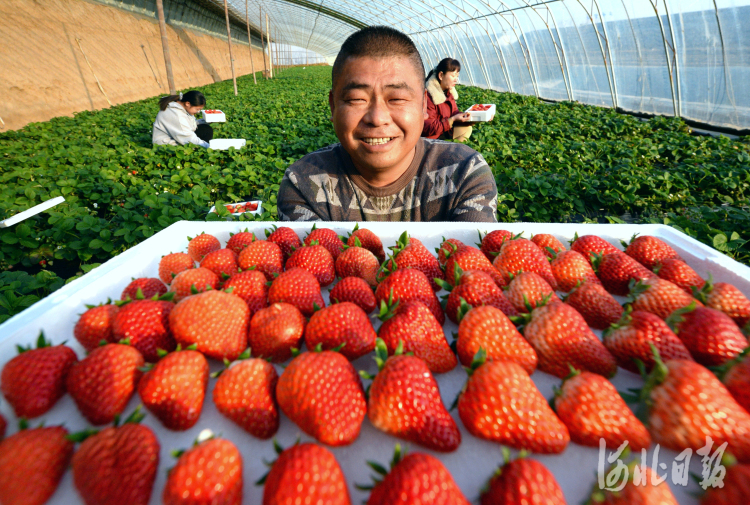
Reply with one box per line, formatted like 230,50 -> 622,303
0,0 -> 749,504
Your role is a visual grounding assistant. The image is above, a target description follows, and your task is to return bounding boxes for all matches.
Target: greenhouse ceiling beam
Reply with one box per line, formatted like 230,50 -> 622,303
591,0 -> 618,108
575,0 -> 617,109
461,21 -> 494,88
712,0 -> 737,124
620,0 -> 646,108
407,0 -> 561,35
649,0 -> 678,117
477,18 -> 514,92
543,5 -> 574,101
258,0 -> 366,29
662,0 -> 682,117
495,14 -> 536,96
502,12 -> 540,98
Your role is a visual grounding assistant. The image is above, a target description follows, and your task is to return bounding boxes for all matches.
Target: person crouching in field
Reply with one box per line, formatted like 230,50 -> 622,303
277,26 -> 497,222
152,91 -> 213,148
423,58 -> 473,142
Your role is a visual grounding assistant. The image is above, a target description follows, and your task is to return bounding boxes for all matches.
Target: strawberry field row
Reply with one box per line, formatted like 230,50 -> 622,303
1,66 -> 749,322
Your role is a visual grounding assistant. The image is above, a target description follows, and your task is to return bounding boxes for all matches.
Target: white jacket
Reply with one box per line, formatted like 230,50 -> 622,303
152,102 -> 209,148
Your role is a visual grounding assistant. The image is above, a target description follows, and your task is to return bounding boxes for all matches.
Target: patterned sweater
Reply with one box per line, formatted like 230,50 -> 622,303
277,138 -> 498,222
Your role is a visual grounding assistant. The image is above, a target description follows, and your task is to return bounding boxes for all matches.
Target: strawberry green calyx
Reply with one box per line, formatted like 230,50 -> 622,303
437,236 -> 460,258
465,347 -> 487,377
620,233 -> 640,250
115,405 -> 146,426
602,305 -> 634,339
625,279 -> 650,304
66,427 -> 100,444
569,232 -> 580,247
254,438 -> 299,485
589,251 -> 603,273
264,225 -> 278,238
691,273 -> 715,303
711,346 -> 750,382
389,231 -> 411,255
634,343 -> 669,423
455,298 -> 474,323
16,331 -> 53,354
84,298 -> 114,310
355,443 -> 405,491
377,289 -> 400,322
434,278 -> 453,293
664,301 -> 698,332
171,429 -> 217,461
479,447 -> 530,495
115,290 -> 175,307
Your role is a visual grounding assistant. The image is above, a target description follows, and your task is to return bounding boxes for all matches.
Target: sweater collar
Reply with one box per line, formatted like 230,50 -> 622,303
425,74 -> 458,105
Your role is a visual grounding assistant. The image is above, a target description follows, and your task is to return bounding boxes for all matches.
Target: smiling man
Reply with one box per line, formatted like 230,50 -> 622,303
277,26 -> 498,222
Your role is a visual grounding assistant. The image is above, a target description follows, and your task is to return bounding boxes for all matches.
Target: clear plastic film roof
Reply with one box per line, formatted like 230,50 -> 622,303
222,0 -> 750,130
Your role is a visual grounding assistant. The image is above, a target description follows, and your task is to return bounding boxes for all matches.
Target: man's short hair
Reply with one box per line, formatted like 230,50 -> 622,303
331,26 -> 425,89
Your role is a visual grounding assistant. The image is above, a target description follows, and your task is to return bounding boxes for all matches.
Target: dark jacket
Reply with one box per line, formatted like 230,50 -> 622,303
422,74 -> 459,139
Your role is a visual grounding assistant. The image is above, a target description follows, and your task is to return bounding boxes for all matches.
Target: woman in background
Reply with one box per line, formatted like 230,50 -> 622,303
422,58 -> 473,142
152,90 -> 213,148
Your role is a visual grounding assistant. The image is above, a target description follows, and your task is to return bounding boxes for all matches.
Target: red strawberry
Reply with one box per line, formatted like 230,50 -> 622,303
554,369 -> 651,450
71,412 -> 159,505
700,461 -> 750,505
111,295 -> 176,362
589,460 -> 678,504
603,309 -> 693,373
521,301 -> 617,378
138,348 -> 208,430
458,356 -> 569,453
187,233 -> 221,262
437,237 -> 466,266
564,281 -> 623,330
347,224 -> 385,263
655,257 -> 705,294
364,447 -> 469,505
226,228 -> 256,254
366,341 -> 460,452
158,252 -> 194,284
695,277 -> 750,328
642,354 -> 750,462
456,304 -> 536,372
444,269 -> 517,323
120,277 -> 167,301
268,267 -> 325,317
335,244 -> 379,287
199,248 -> 239,279
0,415 -> 5,439
717,348 -> 750,413
305,225 -> 345,259
593,251 -> 655,296
286,243 -> 336,287
504,271 -> 560,313
262,442 -> 351,505
66,343 -> 144,425
247,303 -> 305,362
169,290 -> 249,361
444,243 -> 505,288
377,300 -> 457,373
531,233 -> 567,259
237,239 -> 284,281
277,349 -> 366,446
212,354 -> 279,439
550,250 -> 601,292
1,334 -> 77,419
74,302 -> 119,351
668,304 -> 747,366
329,277 -> 377,313
168,267 -> 219,302
493,237 -> 559,290
623,233 -> 681,270
479,452 -> 566,505
265,225 -> 302,262
570,233 -> 620,262
0,425 -> 73,505
627,277 -> 701,320
305,302 -> 377,360
223,269 -> 268,316
375,268 -> 444,324
386,232 -> 444,291
162,437 -> 242,505
479,229 -> 514,260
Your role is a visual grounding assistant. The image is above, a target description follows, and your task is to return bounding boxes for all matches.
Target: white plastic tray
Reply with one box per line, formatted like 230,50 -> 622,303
208,200 -> 263,217
201,110 -> 226,123
209,138 -> 246,150
2,222 -> 747,505
465,104 -> 496,122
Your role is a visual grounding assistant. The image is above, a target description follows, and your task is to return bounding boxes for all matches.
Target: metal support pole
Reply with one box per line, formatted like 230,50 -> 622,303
712,0 -> 737,122
266,14 -> 273,78
575,0 -> 618,108
662,0 -> 682,117
592,0 -> 619,108
483,19 -> 514,92
260,6 -> 268,77
463,22 -> 494,89
155,0 -> 176,94
649,0 -> 678,116
245,0 -> 257,84
223,0 -> 238,96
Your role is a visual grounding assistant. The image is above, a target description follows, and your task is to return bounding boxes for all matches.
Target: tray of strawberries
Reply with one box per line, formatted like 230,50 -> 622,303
208,200 -> 262,216
0,221 -> 748,505
201,109 -> 226,122
465,103 -> 496,122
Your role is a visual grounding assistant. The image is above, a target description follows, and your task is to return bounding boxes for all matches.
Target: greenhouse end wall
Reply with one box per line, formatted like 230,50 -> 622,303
1,0 -> 266,131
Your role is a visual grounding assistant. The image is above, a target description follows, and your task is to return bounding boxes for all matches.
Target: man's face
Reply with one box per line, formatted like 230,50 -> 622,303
329,56 -> 426,183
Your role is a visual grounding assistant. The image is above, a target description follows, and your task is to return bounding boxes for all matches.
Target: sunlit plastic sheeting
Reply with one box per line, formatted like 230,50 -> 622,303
517,7 -> 569,101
